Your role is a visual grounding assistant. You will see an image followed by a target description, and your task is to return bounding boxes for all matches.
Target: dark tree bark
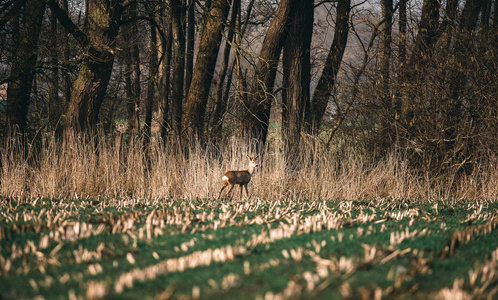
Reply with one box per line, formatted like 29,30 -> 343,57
309,0 -> 350,133
0,0 -> 28,30
224,0 -> 255,107
6,0 -> 45,135
49,6 -> 61,131
143,23 -> 158,147
440,0 -> 458,37
60,0 -> 72,119
446,0 -> 484,141
480,0 -> 492,28
185,0 -> 195,96
281,0 -> 313,165
376,0 -> 394,146
228,0 -> 255,127
409,0 -> 440,66
210,0 -> 239,144
380,0 -> 393,104
158,8 -> 173,141
492,0 -> 498,53
47,0 -> 127,136
494,0 -> 498,33
123,2 -> 141,136
400,0 -> 440,134
181,0 -> 230,143
460,0 -> 484,30
169,0 -> 186,140
394,0 -> 407,132
242,0 -> 297,150
398,0 -> 407,65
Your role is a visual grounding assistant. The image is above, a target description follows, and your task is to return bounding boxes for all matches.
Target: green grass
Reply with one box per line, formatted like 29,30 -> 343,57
1,197 -> 498,299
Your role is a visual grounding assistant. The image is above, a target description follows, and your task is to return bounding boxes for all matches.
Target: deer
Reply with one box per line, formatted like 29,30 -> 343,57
217,155 -> 258,200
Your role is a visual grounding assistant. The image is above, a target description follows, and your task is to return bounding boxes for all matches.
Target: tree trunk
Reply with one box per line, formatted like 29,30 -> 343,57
169,0 -> 186,140
309,0 -> 350,133
380,0 -> 393,105
242,0 -> 296,150
0,0 -> 28,30
210,0 -> 239,144
123,2 -> 141,136
158,9 -> 173,141
440,0 -> 458,38
47,0 -> 127,136
409,0 -> 440,66
60,0 -> 71,121
394,0 -> 407,138
446,0 -> 483,142
49,6 -> 60,131
281,0 -> 313,166
185,0 -> 195,96
480,0 -> 492,28
6,0 -> 45,135
398,0 -> 407,65
181,0 -> 230,143
377,0 -> 394,146
230,0 -> 255,129
401,0 -> 440,134
143,23 -> 158,147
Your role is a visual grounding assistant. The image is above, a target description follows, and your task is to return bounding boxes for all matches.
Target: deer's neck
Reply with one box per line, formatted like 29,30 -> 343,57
247,165 -> 255,175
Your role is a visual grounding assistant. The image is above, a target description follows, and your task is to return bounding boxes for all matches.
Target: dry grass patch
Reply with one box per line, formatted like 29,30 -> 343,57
1,134 -> 497,201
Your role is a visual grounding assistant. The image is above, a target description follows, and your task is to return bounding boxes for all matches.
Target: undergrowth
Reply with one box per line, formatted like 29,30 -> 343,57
1,133 -> 497,201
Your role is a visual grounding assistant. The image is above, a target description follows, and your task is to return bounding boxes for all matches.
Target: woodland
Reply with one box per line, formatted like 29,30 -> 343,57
1,2 -> 498,298
0,0 -> 497,199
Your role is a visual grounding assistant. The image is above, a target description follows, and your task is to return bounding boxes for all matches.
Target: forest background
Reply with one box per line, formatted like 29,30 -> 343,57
0,0 -> 497,200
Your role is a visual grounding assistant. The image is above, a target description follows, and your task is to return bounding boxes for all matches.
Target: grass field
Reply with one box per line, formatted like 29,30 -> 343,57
1,197 -> 497,299
1,136 -> 498,299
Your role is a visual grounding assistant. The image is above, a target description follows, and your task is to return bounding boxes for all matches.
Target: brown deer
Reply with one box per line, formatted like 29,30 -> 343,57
217,155 -> 258,200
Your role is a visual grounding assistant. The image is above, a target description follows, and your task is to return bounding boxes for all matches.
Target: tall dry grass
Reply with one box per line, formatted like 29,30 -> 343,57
1,134 -> 497,201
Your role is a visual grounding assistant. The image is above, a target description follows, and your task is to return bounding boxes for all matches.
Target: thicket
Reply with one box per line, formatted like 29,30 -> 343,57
0,0 -> 497,200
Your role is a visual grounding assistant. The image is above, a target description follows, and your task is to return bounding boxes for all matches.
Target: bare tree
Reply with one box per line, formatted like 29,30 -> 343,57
60,0 -> 72,121
143,19 -> 158,147
47,0 -> 128,136
185,0 -> 196,96
210,0 -> 241,144
281,0 -> 313,165
122,2 -> 141,136
243,0 -> 297,150
409,0 -> 440,66
378,0 -> 393,140
399,0 -> 440,140
6,0 -> 45,136
169,0 -> 186,140
445,0 -> 484,145
182,0 -> 231,143
310,0 -> 351,133
158,4 -> 173,141
48,6 -> 60,130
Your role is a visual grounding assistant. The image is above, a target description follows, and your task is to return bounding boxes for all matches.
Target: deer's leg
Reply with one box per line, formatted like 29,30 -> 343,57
244,184 -> 249,198
218,182 -> 228,200
240,185 -> 244,198
227,184 -> 235,198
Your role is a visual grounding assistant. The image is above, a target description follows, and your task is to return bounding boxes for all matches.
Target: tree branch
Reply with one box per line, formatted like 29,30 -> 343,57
45,0 -> 90,49
0,0 -> 28,30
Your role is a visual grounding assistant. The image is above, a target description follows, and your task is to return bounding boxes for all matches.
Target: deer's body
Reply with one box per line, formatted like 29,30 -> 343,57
218,155 -> 258,199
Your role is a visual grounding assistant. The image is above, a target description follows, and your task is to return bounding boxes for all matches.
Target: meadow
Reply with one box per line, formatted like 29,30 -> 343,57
1,136 -> 498,299
1,197 -> 498,299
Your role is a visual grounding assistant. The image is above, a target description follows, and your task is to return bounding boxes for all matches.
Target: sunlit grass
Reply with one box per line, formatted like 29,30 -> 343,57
1,133 -> 497,201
